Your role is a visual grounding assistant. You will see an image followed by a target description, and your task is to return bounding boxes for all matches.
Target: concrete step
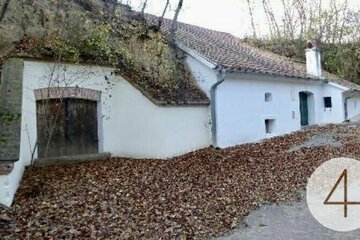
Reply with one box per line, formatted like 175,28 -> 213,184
34,152 -> 111,167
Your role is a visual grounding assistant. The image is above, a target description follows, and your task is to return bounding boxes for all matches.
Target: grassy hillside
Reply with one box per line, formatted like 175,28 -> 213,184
0,0 -> 207,104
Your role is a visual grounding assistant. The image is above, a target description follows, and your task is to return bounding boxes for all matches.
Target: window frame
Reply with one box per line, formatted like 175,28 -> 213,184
265,119 -> 276,134
324,97 -> 332,108
265,92 -> 273,102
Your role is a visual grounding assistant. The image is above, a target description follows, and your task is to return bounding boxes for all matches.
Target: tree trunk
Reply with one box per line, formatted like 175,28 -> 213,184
246,0 -> 257,38
262,0 -> 281,38
158,0 -> 170,29
169,0 -> 183,43
141,0 -> 148,17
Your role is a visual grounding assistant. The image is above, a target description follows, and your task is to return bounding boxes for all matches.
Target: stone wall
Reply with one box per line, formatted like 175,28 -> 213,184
0,59 -> 24,173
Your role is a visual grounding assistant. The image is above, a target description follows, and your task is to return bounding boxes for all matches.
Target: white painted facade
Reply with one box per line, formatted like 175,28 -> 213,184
215,75 -> 346,147
2,50 -> 360,207
0,60 -> 211,206
345,94 -> 360,121
186,53 -> 218,98
187,54 -> 360,148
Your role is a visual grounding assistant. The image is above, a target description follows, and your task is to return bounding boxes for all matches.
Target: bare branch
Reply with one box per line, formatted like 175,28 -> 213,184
246,0 -> 257,38
169,0 -> 183,42
262,0 -> 281,38
158,0 -> 170,29
140,0 -> 148,17
0,0 -> 12,23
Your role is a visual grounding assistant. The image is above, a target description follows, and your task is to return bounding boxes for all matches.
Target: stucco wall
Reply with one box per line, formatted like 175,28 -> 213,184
321,83 -> 346,124
346,95 -> 360,120
186,55 -> 217,98
0,59 -> 211,206
214,75 -> 346,148
186,55 -> 352,148
0,160 -> 25,206
19,60 -> 210,160
105,80 -> 210,158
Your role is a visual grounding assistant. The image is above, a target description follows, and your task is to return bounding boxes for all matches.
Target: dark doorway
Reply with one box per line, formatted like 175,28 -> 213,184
36,98 -> 99,158
299,92 -> 309,126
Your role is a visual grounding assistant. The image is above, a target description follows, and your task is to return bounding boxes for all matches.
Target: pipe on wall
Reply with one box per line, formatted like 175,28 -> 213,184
210,69 -> 227,147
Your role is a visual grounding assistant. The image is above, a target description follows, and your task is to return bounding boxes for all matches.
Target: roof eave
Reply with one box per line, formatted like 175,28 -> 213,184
326,81 -> 351,91
222,69 -> 325,83
176,42 -> 218,69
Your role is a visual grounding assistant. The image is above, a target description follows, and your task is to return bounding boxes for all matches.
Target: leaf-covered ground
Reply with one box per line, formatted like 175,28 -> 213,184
1,124 -> 360,239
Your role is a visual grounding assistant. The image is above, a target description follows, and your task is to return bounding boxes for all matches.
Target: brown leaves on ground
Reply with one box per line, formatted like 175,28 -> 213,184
1,124 -> 360,239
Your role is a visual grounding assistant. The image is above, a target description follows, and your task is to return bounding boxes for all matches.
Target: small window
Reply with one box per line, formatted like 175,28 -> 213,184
354,100 -> 357,109
265,119 -> 275,134
265,92 -> 272,102
324,97 -> 332,108
292,111 -> 296,119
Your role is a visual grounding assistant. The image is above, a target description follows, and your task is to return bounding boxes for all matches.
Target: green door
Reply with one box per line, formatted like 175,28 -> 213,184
299,92 -> 309,126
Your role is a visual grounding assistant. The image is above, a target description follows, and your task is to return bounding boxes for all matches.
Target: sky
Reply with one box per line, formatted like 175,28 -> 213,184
129,0 -> 360,37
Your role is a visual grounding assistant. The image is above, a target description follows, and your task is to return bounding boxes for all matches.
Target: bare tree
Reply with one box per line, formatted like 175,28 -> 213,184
293,0 -> 307,37
158,0 -> 170,29
140,0 -> 148,17
247,0 -> 356,43
262,0 -> 281,37
246,0 -> 257,38
0,0 -> 11,23
169,0 -> 183,42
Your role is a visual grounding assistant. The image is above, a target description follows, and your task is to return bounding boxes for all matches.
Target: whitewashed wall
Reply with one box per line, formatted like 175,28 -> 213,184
20,60 -> 210,160
186,55 -> 352,148
0,161 -> 25,207
186,56 -> 218,98
346,95 -> 360,120
103,80 -> 211,159
214,76 -> 351,147
322,83 -> 346,124
215,76 -> 352,147
0,59 -> 211,206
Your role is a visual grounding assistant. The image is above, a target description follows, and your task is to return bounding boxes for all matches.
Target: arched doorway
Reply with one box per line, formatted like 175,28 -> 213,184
299,91 -> 314,126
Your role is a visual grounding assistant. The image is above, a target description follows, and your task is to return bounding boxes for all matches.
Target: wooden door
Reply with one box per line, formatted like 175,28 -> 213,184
37,98 -> 98,158
299,92 -> 309,126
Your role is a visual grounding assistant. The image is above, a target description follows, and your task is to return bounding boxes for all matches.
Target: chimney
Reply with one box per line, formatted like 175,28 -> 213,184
305,40 -> 322,78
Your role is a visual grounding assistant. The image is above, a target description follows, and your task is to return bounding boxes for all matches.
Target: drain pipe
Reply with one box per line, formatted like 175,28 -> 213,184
345,96 -> 350,121
210,69 -> 227,147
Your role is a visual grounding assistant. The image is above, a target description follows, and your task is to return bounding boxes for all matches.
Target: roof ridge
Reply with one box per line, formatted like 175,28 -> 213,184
144,13 -> 233,36
145,13 -> 360,91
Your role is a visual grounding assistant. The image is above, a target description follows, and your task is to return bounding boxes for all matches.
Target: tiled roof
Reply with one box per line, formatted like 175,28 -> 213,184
146,15 -> 360,91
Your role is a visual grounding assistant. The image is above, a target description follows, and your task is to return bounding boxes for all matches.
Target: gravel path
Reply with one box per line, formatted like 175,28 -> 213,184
287,133 -> 343,152
218,123 -> 360,240
217,196 -> 360,240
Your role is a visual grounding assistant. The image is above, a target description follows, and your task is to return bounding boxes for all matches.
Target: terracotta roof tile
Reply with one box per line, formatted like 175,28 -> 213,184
146,15 -> 360,91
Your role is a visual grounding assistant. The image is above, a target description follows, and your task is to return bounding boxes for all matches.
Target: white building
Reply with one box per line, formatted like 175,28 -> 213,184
1,17 -> 360,207
0,59 -> 211,207
146,16 -> 360,147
